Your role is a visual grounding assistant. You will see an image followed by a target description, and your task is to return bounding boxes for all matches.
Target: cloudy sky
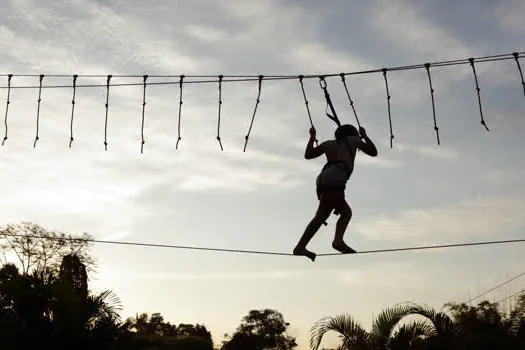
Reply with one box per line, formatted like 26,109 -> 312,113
1,0 -> 525,348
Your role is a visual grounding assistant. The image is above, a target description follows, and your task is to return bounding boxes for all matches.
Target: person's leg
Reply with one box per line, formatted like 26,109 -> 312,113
293,192 -> 335,261
331,196 -> 356,254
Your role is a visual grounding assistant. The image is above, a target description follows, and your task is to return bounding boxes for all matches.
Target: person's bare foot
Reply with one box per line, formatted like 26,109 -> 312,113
293,246 -> 316,262
332,240 -> 357,254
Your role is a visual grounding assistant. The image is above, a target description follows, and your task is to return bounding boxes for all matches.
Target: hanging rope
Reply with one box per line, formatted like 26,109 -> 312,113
2,74 -> 12,146
0,51 -> 521,152
104,75 -> 112,151
319,75 -> 360,160
425,64 -> 440,145
33,74 -> 44,148
319,76 -> 341,127
243,74 -> 263,152
340,73 -> 361,129
382,69 -> 394,148
217,74 -> 224,151
298,75 -> 318,146
140,75 -> 148,154
514,52 -> 525,100
69,75 -> 78,148
176,75 -> 184,150
469,58 -> 489,131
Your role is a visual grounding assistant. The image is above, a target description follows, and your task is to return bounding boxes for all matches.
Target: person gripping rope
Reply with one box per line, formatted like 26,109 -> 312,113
293,124 -> 378,262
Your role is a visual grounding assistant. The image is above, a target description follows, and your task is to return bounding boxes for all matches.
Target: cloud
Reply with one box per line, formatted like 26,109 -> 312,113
357,154 -> 403,168
219,0 -> 311,45
369,0 -> 520,89
283,41 -> 374,74
98,231 -> 134,241
483,168 -> 522,186
184,24 -> 228,43
394,143 -> 460,160
165,148 -> 312,192
355,196 -> 525,243
371,1 -> 470,59
494,0 -> 525,34
97,267 -> 318,282
1,0 -> 220,74
334,260 -> 436,289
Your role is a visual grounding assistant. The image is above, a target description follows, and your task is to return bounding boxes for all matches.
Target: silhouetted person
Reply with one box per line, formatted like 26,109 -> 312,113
293,124 -> 378,261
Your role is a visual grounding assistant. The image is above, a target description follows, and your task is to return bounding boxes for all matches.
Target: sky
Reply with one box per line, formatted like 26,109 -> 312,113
1,0 -> 525,348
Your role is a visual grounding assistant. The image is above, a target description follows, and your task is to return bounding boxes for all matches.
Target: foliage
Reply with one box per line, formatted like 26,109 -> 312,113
309,302 -> 453,350
221,309 -> 297,350
2,222 -> 525,350
0,255 -> 123,349
310,298 -> 525,350
126,312 -> 213,345
0,222 -> 95,278
444,298 -> 525,350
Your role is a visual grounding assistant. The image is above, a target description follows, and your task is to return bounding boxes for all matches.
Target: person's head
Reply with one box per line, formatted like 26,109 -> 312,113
334,124 -> 359,140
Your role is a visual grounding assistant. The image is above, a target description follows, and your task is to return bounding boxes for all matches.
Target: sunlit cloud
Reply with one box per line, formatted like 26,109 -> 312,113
355,196 -> 525,243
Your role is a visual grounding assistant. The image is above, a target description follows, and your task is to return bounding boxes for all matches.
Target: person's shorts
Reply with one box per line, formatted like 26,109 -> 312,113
315,163 -> 350,200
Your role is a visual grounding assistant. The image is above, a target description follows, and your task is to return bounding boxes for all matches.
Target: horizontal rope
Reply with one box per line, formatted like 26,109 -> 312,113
0,51 -> 523,89
1,232 -> 524,257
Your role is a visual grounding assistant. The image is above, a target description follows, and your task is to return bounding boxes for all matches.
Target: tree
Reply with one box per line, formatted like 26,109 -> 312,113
59,253 -> 88,299
123,312 -> 214,350
0,254 -> 124,350
126,312 -> 213,344
0,263 -> 58,349
178,323 -> 213,340
309,303 -> 455,350
0,222 -> 95,279
508,293 -> 525,343
127,312 -> 178,336
445,300 -> 518,350
222,309 -> 297,350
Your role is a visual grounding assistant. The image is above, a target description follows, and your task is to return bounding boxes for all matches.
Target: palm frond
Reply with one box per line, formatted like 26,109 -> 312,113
393,319 -> 436,338
370,303 -> 418,343
403,302 -> 456,334
387,320 -> 435,350
310,314 -> 369,350
86,289 -> 123,326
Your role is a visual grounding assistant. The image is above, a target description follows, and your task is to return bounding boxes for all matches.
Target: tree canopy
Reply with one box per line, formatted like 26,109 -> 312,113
221,308 -> 297,350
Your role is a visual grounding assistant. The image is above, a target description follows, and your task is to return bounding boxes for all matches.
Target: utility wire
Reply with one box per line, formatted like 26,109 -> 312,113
495,289 -> 524,305
0,51 -> 523,89
0,233 -> 524,258
464,270 -> 525,304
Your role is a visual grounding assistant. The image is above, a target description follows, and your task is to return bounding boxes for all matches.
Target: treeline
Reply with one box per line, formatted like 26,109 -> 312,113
1,222 -> 524,349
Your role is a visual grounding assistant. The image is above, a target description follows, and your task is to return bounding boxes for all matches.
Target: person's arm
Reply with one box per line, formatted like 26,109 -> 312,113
304,127 -> 324,159
357,127 -> 378,157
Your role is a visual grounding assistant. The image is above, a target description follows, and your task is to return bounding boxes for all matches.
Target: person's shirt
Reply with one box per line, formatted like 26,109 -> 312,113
320,136 -> 359,170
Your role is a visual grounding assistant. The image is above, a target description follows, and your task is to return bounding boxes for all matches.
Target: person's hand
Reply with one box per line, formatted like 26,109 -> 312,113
309,127 -> 316,140
359,126 -> 367,138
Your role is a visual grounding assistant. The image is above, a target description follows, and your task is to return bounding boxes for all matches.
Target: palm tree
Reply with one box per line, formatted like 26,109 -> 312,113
85,289 -> 123,328
310,302 -> 455,350
311,314 -> 370,350
84,289 -> 126,348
